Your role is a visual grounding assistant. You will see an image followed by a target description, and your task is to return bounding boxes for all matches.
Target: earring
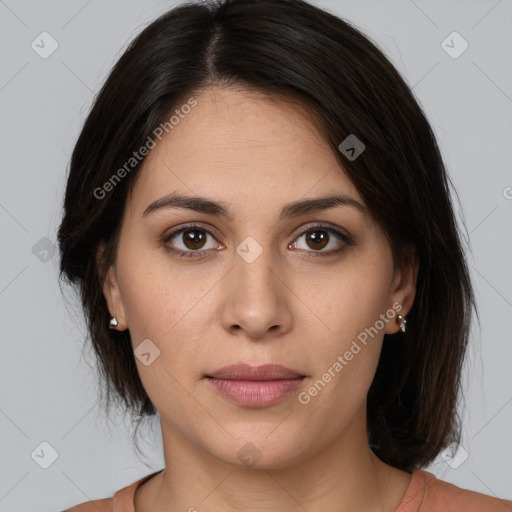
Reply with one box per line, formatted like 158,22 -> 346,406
109,316 -> 119,329
396,314 -> 407,333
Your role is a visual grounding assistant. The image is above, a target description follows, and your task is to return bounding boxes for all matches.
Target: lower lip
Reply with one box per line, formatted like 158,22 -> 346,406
205,377 -> 304,407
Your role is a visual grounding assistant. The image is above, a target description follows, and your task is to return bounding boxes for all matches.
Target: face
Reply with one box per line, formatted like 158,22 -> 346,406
101,86 -> 417,469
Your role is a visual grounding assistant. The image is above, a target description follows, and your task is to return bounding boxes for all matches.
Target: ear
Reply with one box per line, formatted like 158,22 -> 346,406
385,245 -> 419,334
96,242 -> 127,330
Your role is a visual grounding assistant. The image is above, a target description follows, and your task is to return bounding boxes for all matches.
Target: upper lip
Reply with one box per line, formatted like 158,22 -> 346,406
207,363 -> 304,381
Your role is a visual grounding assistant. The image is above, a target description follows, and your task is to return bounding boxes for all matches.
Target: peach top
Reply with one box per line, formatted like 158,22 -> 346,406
64,469 -> 512,511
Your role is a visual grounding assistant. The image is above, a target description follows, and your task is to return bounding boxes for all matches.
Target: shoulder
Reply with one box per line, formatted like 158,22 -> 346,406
62,470 -> 163,512
425,476 -> 512,511
409,470 -> 512,512
63,498 -> 113,512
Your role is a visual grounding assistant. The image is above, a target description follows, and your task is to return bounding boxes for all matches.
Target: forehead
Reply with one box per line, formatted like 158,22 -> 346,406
127,86 -> 366,219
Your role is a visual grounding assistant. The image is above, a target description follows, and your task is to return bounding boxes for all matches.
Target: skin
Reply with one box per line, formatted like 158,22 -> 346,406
101,86 -> 419,512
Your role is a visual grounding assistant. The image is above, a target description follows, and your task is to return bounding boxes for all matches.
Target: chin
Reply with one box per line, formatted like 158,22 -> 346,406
206,430 -> 309,470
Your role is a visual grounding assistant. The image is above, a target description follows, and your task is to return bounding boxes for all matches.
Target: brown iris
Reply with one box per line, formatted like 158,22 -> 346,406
182,229 -> 207,250
305,229 -> 329,250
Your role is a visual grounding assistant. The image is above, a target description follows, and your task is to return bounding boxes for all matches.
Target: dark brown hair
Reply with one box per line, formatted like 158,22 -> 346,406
57,0 -> 476,472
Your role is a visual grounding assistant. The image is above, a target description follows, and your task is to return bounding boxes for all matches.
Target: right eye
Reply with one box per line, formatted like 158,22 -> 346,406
162,223 -> 224,258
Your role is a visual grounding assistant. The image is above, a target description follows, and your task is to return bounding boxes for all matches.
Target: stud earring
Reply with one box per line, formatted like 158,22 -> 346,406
109,316 -> 119,329
396,314 -> 407,333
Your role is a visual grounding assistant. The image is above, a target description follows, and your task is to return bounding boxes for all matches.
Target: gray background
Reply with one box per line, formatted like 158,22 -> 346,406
0,0 -> 511,510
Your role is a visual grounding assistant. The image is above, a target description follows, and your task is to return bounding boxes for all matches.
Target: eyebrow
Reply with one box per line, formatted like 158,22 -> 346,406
142,192 -> 368,221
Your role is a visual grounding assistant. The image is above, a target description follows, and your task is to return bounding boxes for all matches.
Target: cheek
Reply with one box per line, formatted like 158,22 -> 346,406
296,297 -> 386,441
295,254 -> 392,410
116,242 -> 192,339
120,273 -> 171,340
306,256 -> 392,348
116,247 -> 212,383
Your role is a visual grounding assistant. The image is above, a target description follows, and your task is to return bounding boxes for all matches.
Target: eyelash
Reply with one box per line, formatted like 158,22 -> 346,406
161,222 -> 353,259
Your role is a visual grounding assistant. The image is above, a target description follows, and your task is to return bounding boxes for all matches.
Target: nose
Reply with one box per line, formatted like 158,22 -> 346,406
220,244 -> 293,340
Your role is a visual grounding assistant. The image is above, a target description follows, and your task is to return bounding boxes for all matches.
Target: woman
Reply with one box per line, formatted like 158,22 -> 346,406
58,0 -> 512,510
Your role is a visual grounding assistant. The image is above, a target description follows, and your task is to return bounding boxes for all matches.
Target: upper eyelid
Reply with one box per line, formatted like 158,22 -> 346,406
164,223 -> 219,242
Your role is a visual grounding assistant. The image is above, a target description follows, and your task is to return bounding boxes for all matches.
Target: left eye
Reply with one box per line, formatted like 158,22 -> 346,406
289,226 -> 351,256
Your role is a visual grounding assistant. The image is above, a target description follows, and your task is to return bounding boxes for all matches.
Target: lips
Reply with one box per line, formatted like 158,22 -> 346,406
205,364 -> 306,408
206,363 -> 304,380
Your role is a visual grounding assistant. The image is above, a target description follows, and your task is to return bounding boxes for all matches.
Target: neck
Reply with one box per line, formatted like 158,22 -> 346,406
134,410 -> 412,512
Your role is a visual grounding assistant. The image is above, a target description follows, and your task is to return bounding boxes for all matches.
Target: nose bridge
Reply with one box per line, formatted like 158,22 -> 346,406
234,235 -> 281,303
